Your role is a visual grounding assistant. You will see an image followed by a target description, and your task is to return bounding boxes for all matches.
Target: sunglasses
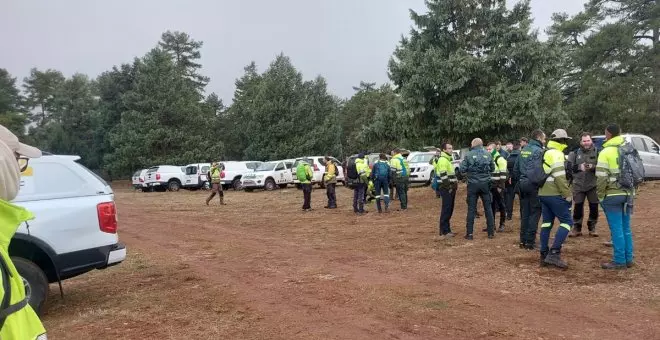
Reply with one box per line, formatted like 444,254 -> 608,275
15,153 -> 29,172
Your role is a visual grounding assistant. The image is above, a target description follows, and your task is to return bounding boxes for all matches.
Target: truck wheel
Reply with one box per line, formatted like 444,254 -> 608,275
265,179 -> 277,191
12,257 -> 49,316
232,178 -> 242,191
168,180 -> 181,192
203,181 -> 211,190
425,171 -> 434,187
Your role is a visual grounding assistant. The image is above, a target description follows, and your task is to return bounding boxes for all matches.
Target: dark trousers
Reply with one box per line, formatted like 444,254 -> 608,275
519,190 -> 541,246
353,183 -> 366,212
505,185 -> 517,219
395,177 -> 409,209
466,182 -> 494,236
439,188 -> 456,235
539,196 -> 573,253
374,178 -> 390,212
573,187 -> 599,231
302,183 -> 312,210
491,187 -> 506,226
326,183 -> 337,208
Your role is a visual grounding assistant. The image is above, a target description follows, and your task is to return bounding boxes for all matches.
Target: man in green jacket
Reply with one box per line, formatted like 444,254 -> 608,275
296,159 -> 314,211
459,138 -> 495,239
390,148 -> 410,210
434,143 -> 458,238
487,142 -> 508,232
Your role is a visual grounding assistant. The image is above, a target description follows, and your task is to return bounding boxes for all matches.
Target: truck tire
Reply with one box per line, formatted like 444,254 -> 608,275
12,257 -> 49,316
265,178 -> 277,191
425,171 -> 434,187
168,179 -> 181,192
232,178 -> 242,191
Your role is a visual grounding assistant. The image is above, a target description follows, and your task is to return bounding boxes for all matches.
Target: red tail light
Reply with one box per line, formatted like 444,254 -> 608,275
156,173 -> 161,180
139,178 -> 144,183
97,202 -> 118,234
220,171 -> 225,178
313,164 -> 319,171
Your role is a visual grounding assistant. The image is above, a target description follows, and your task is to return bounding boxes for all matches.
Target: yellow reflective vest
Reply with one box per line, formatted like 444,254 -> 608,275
0,200 -> 47,340
539,140 -> 571,197
433,152 -> 457,189
596,135 -> 629,200
210,166 -> 221,184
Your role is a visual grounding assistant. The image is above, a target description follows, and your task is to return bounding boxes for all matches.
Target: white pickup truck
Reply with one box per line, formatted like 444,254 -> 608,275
11,154 -> 126,315
241,160 -> 295,191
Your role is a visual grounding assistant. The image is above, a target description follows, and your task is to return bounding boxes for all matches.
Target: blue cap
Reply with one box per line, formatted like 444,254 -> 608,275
357,153 -> 365,158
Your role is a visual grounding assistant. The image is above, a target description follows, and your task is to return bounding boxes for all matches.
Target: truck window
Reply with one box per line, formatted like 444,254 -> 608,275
632,137 -> 647,152
201,166 -> 210,173
275,162 -> 285,171
643,137 -> 660,154
185,166 -> 197,175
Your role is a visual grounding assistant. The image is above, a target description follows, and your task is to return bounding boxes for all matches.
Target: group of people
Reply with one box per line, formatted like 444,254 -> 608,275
437,124 -> 636,270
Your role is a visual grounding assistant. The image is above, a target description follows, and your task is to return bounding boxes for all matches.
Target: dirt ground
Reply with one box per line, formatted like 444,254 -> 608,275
41,182 -> 660,339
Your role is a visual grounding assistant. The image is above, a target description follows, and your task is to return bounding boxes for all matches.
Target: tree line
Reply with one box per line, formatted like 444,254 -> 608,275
0,0 -> 657,179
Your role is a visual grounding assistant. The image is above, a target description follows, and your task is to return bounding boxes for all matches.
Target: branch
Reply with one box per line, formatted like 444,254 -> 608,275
633,35 -> 655,40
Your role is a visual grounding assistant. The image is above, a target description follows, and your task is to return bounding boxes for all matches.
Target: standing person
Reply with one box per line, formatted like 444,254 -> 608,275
496,140 -> 510,159
567,132 -> 599,237
206,162 -> 226,206
505,142 -> 513,154
296,159 -> 314,211
487,142 -> 508,232
435,143 -> 458,239
323,156 -> 338,209
353,154 -> 370,215
371,153 -> 391,213
460,138 -> 496,240
597,124 -> 637,269
520,137 -> 529,149
430,149 -> 442,198
505,141 -> 521,220
0,125 -> 48,339
538,129 -> 573,269
390,148 -> 410,210
513,130 -> 544,250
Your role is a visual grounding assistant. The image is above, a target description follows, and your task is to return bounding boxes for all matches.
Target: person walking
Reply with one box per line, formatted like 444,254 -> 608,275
353,154 -> 370,215
538,129 -> 573,269
390,148 -> 410,210
0,124 -> 48,339
460,138 -> 496,240
323,156 -> 338,209
371,153 -> 392,213
205,162 -> 226,205
296,159 -> 314,211
597,124 -> 637,269
505,141 -> 521,220
567,132 -> 599,237
435,143 -> 458,239
513,130 -> 544,250
487,142 -> 508,232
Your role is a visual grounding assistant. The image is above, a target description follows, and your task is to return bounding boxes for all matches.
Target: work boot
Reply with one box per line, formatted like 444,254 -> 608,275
464,234 -> 473,240
603,241 -> 613,247
205,197 -> 211,206
569,228 -> 582,238
488,234 -> 495,239
524,244 -> 536,251
626,262 -> 635,268
601,262 -> 626,270
220,197 -> 226,205
544,250 -> 568,269
589,230 -> 599,237
497,224 -> 505,233
539,251 -> 548,267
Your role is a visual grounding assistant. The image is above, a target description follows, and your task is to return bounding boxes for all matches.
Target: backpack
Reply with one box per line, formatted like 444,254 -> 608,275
296,163 -> 311,182
616,142 -> 645,189
519,148 -> 549,192
506,152 -> 519,174
346,157 -> 358,179
373,161 -> 390,180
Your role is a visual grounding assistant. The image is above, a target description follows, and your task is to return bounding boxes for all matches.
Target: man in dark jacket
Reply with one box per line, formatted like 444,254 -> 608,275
567,132 -> 599,237
505,141 -> 521,220
513,130 -> 545,250
460,138 -> 495,239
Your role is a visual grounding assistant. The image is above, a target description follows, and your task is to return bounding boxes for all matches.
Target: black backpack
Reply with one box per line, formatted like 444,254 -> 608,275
616,142 -> 645,190
346,157 -> 358,180
519,148 -> 549,192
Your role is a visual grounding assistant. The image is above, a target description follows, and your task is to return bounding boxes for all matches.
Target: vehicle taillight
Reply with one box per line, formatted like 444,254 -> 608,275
220,171 -> 225,178
313,164 -> 319,172
156,173 -> 161,180
139,178 -> 144,183
97,202 -> 118,234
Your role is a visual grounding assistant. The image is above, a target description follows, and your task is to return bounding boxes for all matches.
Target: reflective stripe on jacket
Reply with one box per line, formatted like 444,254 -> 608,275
433,152 -> 456,189
539,140 -> 570,197
596,135 -> 628,199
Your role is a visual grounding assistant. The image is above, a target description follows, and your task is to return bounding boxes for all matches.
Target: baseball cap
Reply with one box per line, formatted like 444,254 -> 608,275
0,124 -> 42,158
550,129 -> 571,140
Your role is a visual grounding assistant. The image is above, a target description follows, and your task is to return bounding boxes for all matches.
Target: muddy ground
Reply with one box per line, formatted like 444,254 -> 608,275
41,182 -> 660,339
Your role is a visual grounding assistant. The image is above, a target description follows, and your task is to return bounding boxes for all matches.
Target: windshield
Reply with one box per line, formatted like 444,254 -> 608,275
409,154 -> 434,163
256,163 -> 277,171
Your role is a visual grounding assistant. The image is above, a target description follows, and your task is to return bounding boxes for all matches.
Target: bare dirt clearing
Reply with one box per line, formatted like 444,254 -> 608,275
42,183 -> 660,339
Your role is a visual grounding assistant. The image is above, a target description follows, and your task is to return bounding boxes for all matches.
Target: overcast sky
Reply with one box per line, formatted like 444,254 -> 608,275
1,0 -> 586,103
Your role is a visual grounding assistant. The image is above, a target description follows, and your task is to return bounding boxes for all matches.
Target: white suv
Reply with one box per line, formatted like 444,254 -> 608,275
219,161 -> 263,190
292,156 -> 345,187
12,154 -> 126,315
241,159 -> 295,191
407,151 -> 436,185
144,165 -> 186,192
131,169 -> 148,191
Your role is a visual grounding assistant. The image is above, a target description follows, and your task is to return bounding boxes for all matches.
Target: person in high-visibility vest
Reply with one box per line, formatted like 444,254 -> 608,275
0,124 -> 47,340
390,148 -> 410,210
206,162 -> 226,205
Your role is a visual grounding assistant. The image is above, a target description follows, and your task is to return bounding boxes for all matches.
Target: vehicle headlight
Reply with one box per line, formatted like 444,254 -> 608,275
419,166 -> 427,172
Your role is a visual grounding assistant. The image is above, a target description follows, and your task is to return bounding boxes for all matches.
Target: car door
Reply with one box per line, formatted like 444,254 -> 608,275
184,165 -> 198,187
641,137 -> 660,178
284,162 -> 294,183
